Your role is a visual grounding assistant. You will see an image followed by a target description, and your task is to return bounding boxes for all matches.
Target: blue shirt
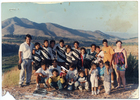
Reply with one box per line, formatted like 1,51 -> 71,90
97,66 -> 105,76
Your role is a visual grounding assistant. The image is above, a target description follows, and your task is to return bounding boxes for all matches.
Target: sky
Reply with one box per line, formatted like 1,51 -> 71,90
1,1 -> 138,37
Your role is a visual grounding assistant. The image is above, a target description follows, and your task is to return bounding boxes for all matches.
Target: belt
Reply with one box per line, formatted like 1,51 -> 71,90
24,58 -> 32,60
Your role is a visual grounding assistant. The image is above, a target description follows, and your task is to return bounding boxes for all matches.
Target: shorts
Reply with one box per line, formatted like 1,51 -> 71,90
33,62 -> 41,70
90,77 -> 98,87
39,77 -> 49,83
83,59 -> 92,69
98,76 -> 104,86
116,64 -> 125,71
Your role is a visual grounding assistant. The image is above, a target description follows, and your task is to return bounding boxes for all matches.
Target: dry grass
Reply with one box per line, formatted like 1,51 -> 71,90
2,67 -> 20,87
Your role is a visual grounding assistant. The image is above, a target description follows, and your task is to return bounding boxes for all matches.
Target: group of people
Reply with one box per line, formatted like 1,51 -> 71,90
18,34 -> 128,95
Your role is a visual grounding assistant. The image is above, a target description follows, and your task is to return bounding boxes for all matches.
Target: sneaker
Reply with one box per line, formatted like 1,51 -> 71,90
36,84 -> 40,90
94,91 -> 97,95
97,89 -> 100,94
19,84 -> 23,87
79,86 -> 82,92
43,83 -> 47,88
26,83 -> 30,86
91,91 -> 94,95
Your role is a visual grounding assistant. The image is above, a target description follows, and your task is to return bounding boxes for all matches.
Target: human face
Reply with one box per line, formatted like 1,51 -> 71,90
74,43 -> 79,49
42,64 -> 46,70
91,45 -> 96,52
96,47 -> 100,53
91,65 -> 96,70
80,72 -> 84,77
103,42 -> 108,47
44,41 -> 48,47
67,48 -> 71,53
50,42 -> 55,48
60,42 -> 64,47
105,64 -> 109,69
53,71 -> 58,77
32,49 -> 35,54
81,49 -> 85,54
116,42 -> 122,48
52,61 -> 57,67
35,45 -> 40,50
70,67 -> 74,71
26,37 -> 31,45
99,63 -> 103,68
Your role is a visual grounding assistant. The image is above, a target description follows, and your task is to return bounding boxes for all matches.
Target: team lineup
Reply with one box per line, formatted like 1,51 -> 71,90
18,34 -> 128,96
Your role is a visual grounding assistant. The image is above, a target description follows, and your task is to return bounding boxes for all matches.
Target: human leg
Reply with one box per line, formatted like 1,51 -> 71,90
120,70 -> 126,89
114,66 -> 121,88
19,60 -> 26,85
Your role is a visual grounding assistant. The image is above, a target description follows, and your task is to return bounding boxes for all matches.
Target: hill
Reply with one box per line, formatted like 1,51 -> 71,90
2,17 -> 121,41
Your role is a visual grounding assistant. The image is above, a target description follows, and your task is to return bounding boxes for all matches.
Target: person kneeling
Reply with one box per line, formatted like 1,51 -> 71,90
48,69 -> 65,91
34,62 -> 52,90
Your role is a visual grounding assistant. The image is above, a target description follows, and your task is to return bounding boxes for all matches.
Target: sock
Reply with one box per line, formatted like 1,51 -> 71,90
37,83 -> 39,86
111,80 -> 114,83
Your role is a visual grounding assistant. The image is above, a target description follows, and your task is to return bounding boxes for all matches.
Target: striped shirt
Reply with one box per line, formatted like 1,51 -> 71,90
65,51 -> 73,65
85,49 -> 97,61
55,45 -> 66,62
71,48 -> 80,61
40,46 -> 54,60
32,49 -> 42,63
50,45 -> 57,59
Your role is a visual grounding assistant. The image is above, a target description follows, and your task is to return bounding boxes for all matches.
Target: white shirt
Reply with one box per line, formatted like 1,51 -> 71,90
94,51 -> 104,63
90,69 -> 98,78
49,65 -> 61,74
36,67 -> 52,77
66,69 -> 78,81
19,42 -> 34,59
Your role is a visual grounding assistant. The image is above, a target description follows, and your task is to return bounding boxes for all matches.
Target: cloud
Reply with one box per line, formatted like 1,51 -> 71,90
106,16 -> 132,33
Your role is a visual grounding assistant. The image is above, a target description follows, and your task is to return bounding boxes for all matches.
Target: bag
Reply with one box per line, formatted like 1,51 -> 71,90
18,64 -> 21,70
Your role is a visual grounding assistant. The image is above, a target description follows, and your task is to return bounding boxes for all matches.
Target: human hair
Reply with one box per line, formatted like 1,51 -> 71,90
59,39 -> 64,44
116,40 -> 122,44
66,45 -> 71,51
91,62 -> 97,67
25,34 -> 32,40
99,60 -> 104,64
50,40 -> 55,44
102,39 -> 108,44
69,63 -> 75,69
80,47 -> 87,54
105,61 -> 110,66
91,44 -> 96,48
52,69 -> 59,74
79,70 -> 84,74
44,39 -> 48,43
96,46 -> 100,49
34,42 -> 40,47
52,59 -> 58,63
73,41 -> 79,45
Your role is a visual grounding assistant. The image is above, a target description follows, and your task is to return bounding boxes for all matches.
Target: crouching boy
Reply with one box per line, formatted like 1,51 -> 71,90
75,70 -> 89,92
34,62 -> 52,90
48,69 -> 65,90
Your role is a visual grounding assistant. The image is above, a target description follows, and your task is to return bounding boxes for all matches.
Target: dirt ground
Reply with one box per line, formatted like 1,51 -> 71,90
2,75 -> 139,99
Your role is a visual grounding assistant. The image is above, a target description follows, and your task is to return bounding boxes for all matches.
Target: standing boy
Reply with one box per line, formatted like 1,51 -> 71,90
50,40 -> 57,59
102,39 -> 115,88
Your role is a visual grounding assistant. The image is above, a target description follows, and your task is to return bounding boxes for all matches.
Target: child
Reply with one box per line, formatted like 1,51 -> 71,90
60,66 -> 68,88
75,70 -> 89,92
104,61 -> 112,95
65,45 -> 73,69
49,59 -> 61,74
89,63 -> 98,95
72,41 -> 81,70
34,62 -> 52,90
55,39 -> 66,66
94,46 -> 104,64
102,39 -> 115,88
80,47 -> 86,71
32,42 -> 42,74
50,40 -> 57,59
66,64 -> 78,91
97,60 -> 105,94
48,69 -> 65,90
40,40 -> 54,65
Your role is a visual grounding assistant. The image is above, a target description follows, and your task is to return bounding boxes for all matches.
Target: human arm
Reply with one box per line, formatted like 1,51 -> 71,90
18,51 -> 22,64
123,49 -> 128,68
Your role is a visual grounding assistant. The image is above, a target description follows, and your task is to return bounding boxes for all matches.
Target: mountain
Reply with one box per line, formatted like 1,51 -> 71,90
2,17 -> 121,40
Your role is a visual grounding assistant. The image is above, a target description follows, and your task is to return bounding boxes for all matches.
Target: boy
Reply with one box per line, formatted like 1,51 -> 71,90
80,47 -> 86,71
65,45 -> 73,69
48,69 -> 65,90
84,44 -> 97,79
34,62 -> 52,90
104,61 -> 112,95
75,70 -> 89,92
97,60 -> 105,94
32,42 -> 42,74
49,59 -> 61,74
50,40 -> 57,59
94,46 -> 104,64
102,39 -> 115,88
72,41 -> 81,70
55,40 -> 66,66
40,40 -> 54,65
66,64 -> 78,91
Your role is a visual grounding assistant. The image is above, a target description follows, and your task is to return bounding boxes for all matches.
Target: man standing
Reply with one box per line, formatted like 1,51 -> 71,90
18,34 -> 34,87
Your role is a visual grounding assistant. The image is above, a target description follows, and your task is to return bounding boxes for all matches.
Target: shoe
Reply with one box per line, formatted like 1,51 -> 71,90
91,91 -> 94,95
19,84 -> 23,87
26,83 -> 30,86
36,84 -> 40,90
78,86 -> 82,92
116,86 -> 121,89
111,83 -> 115,89
97,89 -> 100,94
94,91 -> 97,95
43,83 -> 47,88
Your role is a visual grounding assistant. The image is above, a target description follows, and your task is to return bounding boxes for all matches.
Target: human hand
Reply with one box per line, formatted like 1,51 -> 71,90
19,59 -> 22,64
125,64 -> 128,69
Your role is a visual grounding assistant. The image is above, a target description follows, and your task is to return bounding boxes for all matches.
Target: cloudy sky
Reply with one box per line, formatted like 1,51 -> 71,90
1,1 -> 138,37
